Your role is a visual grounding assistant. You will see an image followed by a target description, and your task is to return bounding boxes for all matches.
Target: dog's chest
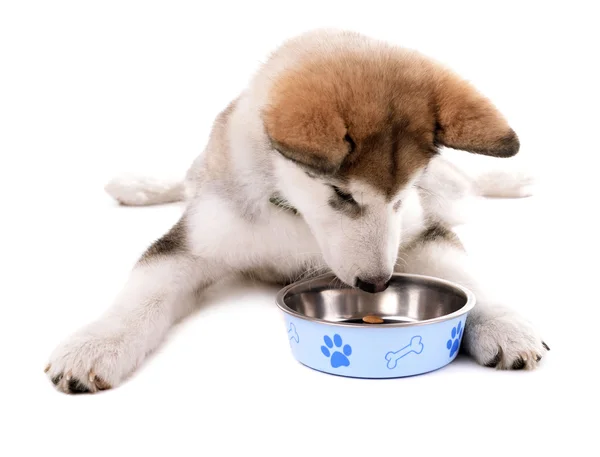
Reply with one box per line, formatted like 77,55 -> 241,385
187,193 -> 322,272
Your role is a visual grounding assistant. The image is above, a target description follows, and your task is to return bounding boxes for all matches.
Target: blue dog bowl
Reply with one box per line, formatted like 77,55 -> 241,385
276,273 -> 475,378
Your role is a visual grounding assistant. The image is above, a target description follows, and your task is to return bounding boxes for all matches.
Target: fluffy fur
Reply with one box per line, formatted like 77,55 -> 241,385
47,29 -> 547,394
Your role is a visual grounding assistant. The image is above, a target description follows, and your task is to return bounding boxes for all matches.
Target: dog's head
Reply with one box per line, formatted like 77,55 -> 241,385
262,42 -> 518,292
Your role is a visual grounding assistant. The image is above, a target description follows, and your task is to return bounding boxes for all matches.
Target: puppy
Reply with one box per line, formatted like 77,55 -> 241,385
46,29 -> 547,394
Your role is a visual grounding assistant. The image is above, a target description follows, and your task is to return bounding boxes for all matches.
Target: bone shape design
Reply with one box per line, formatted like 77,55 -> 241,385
288,323 -> 299,344
385,336 -> 424,369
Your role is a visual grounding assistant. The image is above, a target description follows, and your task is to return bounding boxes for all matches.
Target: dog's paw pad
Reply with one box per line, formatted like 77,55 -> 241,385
66,374 -> 92,394
511,357 -> 526,370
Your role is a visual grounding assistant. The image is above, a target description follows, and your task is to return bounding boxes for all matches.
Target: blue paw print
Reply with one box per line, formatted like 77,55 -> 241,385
321,334 -> 352,368
446,321 -> 463,358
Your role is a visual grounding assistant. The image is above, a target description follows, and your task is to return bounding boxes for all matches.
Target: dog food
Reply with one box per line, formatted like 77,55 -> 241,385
362,315 -> 384,324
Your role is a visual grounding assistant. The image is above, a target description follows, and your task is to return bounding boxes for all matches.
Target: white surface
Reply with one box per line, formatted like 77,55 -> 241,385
1,1 -> 598,456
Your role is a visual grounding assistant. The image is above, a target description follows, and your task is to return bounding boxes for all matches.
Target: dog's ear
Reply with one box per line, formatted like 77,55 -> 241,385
433,70 -> 519,157
262,104 -> 351,174
262,82 -> 352,174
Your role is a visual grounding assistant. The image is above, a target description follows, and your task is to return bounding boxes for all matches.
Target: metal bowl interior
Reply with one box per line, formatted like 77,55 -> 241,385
277,273 -> 474,327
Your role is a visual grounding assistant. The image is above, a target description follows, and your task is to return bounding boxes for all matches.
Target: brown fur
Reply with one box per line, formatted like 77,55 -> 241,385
139,216 -> 187,263
433,68 -> 519,157
399,222 -> 464,261
418,223 -> 464,250
262,43 -> 518,198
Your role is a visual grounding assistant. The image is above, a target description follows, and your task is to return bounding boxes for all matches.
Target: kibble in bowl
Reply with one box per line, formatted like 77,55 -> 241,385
362,315 -> 384,324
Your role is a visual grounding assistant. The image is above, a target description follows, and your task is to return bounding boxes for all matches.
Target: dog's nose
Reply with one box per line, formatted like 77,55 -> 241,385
355,277 -> 390,294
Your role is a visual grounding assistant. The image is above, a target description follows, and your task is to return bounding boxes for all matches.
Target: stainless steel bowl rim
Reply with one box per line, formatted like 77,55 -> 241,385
275,272 -> 476,328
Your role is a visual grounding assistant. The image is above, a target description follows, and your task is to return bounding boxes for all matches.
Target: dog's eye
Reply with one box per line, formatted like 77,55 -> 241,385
393,199 -> 402,211
331,185 -> 357,205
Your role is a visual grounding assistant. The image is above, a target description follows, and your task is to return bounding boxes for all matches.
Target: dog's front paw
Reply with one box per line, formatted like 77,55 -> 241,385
464,309 -> 549,370
45,324 -> 136,394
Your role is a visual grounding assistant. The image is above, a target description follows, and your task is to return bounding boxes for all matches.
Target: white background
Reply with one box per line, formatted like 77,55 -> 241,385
1,1 -> 598,456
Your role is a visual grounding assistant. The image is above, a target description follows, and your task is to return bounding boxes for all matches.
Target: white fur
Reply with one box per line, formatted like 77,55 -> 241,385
47,29 -> 545,393
186,191 -> 321,274
398,242 -> 545,369
46,256 -> 219,391
104,173 -> 188,206
474,169 -> 535,198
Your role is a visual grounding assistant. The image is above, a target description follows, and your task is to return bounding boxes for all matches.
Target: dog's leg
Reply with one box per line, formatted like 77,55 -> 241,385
45,217 -> 225,393
418,155 -> 534,229
427,152 -> 535,199
397,229 -> 548,369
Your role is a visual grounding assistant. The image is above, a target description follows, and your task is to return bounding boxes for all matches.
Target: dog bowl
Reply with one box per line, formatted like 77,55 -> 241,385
276,273 -> 475,378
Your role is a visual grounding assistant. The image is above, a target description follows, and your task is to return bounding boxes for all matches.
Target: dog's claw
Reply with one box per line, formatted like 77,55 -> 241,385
90,371 -> 111,391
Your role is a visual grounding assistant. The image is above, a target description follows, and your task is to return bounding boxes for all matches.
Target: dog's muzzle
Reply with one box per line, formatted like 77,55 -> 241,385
355,277 -> 390,294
